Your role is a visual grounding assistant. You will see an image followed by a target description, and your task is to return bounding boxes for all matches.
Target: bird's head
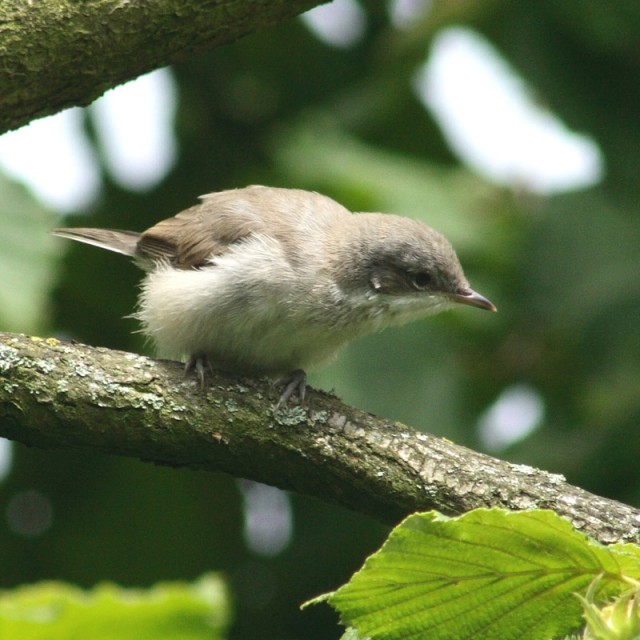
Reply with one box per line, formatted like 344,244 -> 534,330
332,213 -> 496,325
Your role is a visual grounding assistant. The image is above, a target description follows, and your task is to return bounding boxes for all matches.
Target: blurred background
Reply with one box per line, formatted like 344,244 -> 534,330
1,0 -> 639,638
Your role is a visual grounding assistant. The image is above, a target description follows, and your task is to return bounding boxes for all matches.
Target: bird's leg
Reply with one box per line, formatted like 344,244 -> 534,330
274,369 -> 307,411
184,353 -> 211,389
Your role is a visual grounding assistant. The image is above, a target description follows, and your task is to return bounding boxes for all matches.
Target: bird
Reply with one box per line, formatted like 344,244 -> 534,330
52,185 -> 496,408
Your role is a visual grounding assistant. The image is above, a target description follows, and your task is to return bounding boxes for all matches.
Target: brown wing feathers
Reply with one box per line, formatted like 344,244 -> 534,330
138,196 -> 264,269
50,228 -> 141,257
54,187 -> 279,270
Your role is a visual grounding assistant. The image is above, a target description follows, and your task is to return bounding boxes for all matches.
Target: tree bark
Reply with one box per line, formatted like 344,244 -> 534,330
1,331 -> 639,545
0,0 -> 323,135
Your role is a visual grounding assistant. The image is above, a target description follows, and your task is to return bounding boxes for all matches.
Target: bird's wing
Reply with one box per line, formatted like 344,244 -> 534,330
137,188 -> 270,269
52,228 -> 141,257
137,185 -> 351,269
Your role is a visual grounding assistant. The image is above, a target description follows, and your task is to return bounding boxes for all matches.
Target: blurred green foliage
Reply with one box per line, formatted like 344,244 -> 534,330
0,1 -> 639,639
0,175 -> 58,334
0,574 -> 229,640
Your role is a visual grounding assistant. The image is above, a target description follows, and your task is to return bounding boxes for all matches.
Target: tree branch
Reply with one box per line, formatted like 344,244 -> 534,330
0,0 -> 323,135
1,331 -> 638,545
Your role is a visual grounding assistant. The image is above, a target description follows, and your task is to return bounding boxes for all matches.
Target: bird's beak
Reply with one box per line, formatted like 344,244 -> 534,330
449,288 -> 497,312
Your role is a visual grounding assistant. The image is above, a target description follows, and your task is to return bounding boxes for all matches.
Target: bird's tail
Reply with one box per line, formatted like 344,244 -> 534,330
51,228 -> 141,257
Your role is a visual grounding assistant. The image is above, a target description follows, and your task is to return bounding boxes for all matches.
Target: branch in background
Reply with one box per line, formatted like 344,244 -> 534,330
1,331 -> 639,545
0,0 -> 323,135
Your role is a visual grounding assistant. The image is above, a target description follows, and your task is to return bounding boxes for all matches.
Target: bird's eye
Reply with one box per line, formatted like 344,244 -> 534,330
410,272 -> 432,289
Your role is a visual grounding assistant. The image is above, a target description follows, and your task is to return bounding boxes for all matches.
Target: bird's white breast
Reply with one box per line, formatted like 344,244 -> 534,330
135,234 -> 354,375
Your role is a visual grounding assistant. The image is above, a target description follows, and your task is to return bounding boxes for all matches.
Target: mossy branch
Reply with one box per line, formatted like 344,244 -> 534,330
0,0 -> 323,134
1,331 -> 639,544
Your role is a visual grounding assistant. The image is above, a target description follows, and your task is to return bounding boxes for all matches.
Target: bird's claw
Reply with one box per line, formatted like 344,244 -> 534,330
184,353 -> 211,389
274,369 -> 307,411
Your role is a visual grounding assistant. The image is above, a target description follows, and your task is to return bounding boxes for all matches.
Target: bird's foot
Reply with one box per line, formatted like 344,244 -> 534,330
274,369 -> 307,411
184,353 -> 212,389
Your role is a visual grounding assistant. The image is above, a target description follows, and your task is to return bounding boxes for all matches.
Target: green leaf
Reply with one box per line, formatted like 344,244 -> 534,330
0,574 -> 230,640
579,579 -> 640,640
607,542 -> 640,574
325,509 -> 640,640
340,627 -> 371,640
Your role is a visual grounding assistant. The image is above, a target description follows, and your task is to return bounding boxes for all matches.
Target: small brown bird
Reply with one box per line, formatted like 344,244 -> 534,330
53,185 -> 496,407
